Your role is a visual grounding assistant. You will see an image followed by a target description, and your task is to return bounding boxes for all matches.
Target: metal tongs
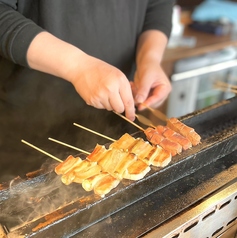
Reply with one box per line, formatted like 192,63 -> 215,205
114,104 -> 168,128
135,104 -> 168,127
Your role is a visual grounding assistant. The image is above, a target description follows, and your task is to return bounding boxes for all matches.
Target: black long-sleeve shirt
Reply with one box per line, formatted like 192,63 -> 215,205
0,0 -> 174,69
0,0 -> 174,181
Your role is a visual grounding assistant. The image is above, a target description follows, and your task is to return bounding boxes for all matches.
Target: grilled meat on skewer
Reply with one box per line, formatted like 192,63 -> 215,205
167,118 -> 201,146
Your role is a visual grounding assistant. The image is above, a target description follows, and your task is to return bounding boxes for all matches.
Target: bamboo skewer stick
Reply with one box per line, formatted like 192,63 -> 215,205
21,139 -> 63,163
214,80 -> 237,94
73,123 -> 116,142
214,85 -> 237,94
48,137 -> 90,155
113,111 -> 145,131
214,84 -> 237,94
214,80 -> 237,89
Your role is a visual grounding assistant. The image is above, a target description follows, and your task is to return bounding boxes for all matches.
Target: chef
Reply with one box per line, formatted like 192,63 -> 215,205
0,0 -> 174,181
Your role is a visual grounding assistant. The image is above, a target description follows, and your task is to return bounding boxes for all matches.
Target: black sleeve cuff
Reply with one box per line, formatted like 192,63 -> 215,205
11,23 -> 45,67
142,0 -> 175,39
0,4 -> 44,67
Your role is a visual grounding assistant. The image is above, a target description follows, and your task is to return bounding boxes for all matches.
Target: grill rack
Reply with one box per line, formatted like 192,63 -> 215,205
0,97 -> 237,237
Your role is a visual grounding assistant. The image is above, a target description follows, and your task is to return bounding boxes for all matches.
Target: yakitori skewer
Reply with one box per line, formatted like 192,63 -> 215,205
113,111 -> 145,131
71,123 -> 172,167
213,80 -> 237,94
21,139 -> 121,197
73,123 -> 116,142
49,137 -> 152,182
21,139 -> 63,163
48,137 -> 90,155
114,111 -> 201,149
112,112 -> 177,152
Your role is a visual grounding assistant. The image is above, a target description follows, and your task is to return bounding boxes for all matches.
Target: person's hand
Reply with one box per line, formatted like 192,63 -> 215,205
132,30 -> 172,111
27,32 -> 136,121
68,54 -> 136,121
131,62 -> 172,111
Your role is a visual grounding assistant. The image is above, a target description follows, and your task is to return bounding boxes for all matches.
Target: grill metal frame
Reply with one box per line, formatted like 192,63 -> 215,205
144,177 -> 237,238
77,151 -> 237,238
0,97 -> 237,238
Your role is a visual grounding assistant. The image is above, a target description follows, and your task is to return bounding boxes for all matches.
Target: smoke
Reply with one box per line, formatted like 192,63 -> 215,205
0,159 -> 88,233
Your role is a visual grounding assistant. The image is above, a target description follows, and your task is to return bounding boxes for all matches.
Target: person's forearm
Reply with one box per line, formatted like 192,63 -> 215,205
133,30 -> 171,109
136,30 -> 168,66
27,31 -> 136,120
27,31 -> 86,82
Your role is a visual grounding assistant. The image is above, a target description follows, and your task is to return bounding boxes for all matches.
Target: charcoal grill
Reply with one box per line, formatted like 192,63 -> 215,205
0,96 -> 237,238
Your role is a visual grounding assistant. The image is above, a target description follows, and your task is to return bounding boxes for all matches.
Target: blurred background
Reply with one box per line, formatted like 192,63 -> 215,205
148,0 -> 237,123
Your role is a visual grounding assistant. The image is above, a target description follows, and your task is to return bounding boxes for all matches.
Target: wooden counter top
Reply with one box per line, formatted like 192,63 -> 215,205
162,26 -> 237,76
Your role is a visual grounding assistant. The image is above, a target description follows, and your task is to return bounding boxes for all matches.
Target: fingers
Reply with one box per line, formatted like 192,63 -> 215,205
137,83 -> 171,111
71,55 -> 136,120
136,83 -> 171,111
122,100 -> 136,121
119,81 -> 136,121
101,75 -> 135,121
108,85 -> 135,121
108,92 -> 125,113
84,80 -> 135,121
133,71 -> 150,106
129,81 -> 138,99
133,67 -> 172,111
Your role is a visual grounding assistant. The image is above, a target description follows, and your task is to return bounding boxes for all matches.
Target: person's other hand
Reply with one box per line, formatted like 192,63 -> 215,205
131,62 -> 172,111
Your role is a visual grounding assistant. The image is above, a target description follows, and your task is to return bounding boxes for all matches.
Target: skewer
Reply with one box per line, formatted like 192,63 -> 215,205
215,86 -> 237,94
213,81 -> 237,94
113,111 -> 145,131
214,80 -> 237,89
73,123 -> 116,142
48,137 -> 90,155
21,139 -> 63,163
214,85 -> 237,94
141,103 -> 168,122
